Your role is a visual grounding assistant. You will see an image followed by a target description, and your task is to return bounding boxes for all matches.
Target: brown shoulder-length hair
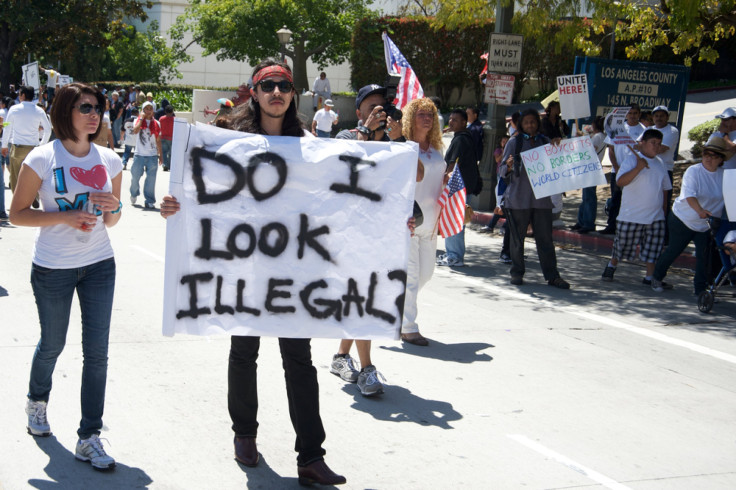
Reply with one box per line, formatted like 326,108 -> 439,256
50,83 -> 105,143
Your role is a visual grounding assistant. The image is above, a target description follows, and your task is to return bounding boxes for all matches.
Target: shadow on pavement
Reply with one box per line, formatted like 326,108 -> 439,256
29,435 -> 152,489
379,340 -> 493,363
342,384 -> 462,429
447,241 -> 736,337
235,455 -> 308,489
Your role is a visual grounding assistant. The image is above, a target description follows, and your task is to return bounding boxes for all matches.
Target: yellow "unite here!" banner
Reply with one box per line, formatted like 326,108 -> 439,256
162,122 -> 418,340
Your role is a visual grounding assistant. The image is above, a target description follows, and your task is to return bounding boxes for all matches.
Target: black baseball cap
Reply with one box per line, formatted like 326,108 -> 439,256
356,84 -> 386,109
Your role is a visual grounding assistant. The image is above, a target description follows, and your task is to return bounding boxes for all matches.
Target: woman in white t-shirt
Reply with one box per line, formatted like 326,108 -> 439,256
9,83 -> 123,471
651,137 -> 731,294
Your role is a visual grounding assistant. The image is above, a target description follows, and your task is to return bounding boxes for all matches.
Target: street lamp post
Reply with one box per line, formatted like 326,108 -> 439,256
276,26 -> 292,64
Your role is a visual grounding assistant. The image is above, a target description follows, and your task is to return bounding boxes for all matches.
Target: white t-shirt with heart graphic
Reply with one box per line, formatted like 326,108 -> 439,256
24,140 -> 123,268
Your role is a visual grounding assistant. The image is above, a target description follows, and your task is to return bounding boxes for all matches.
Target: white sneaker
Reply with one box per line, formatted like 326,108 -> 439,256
75,434 -> 116,470
330,354 -> 360,383
357,365 -> 385,397
130,195 -> 137,205
26,399 -> 51,437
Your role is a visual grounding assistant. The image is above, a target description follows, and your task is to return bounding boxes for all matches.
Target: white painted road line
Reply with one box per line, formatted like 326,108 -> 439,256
130,245 -> 165,263
437,269 -> 736,365
508,434 -> 633,490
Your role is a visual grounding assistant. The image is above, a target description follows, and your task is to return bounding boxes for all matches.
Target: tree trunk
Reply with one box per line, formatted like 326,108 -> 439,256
291,39 -> 309,93
0,22 -> 18,93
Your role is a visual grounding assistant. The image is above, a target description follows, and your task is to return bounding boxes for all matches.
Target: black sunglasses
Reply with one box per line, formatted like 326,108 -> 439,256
76,103 -> 104,115
258,80 -> 294,93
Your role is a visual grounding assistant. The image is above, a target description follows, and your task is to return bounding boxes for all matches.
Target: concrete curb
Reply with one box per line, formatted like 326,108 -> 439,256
471,211 -> 697,270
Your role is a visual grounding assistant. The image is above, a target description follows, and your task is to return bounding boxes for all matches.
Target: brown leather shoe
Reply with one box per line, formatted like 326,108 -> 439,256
234,437 -> 259,467
401,333 -> 429,346
297,460 -> 346,486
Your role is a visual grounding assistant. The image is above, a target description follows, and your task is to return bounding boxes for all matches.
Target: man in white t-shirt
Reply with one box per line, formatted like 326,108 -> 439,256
311,99 -> 338,138
39,67 -> 59,101
1,86 -> 52,192
600,103 -> 646,234
601,128 -> 672,286
312,72 -> 331,111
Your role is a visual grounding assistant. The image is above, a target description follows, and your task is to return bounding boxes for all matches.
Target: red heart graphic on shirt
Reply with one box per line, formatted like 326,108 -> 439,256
70,165 -> 108,190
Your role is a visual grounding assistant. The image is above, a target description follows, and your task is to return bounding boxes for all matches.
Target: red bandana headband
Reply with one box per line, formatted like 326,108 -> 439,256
252,65 -> 293,86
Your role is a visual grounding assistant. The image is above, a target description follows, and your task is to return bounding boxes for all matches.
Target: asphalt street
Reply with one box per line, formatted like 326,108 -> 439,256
2,157 -> 736,489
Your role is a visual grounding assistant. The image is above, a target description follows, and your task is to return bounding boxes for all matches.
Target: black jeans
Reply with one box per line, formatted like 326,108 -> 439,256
506,207 -> 559,281
606,176 -> 622,231
228,336 -> 326,466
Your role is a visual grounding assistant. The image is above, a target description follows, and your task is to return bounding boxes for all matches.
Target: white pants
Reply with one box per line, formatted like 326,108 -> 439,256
402,232 -> 437,334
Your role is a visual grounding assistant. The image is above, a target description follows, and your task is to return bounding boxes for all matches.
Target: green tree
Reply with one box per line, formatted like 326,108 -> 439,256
422,0 -> 736,67
106,21 -> 192,83
170,0 -> 377,90
0,0 -> 150,92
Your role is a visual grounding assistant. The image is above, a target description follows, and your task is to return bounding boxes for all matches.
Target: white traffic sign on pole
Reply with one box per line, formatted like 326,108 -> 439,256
484,74 -> 515,105
488,34 -> 523,74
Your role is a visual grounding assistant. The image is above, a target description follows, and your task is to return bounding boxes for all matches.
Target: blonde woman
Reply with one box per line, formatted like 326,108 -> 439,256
400,98 -> 446,346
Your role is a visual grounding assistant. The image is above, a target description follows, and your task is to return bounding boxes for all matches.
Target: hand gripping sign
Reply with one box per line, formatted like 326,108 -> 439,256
521,136 -> 607,199
162,122 -> 419,340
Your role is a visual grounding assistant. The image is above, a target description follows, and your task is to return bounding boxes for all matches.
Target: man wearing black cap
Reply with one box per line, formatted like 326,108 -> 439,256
336,84 -> 404,142
330,84 -> 405,398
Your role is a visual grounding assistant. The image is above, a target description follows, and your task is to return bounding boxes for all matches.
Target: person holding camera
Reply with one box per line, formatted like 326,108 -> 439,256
499,108 -> 570,289
335,84 -> 404,142
331,84 -> 409,394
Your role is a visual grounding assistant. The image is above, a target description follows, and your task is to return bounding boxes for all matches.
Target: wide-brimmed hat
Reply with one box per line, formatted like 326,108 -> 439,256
703,136 -> 735,160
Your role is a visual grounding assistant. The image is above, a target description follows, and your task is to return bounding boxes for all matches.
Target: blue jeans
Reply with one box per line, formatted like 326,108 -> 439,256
445,226 -> 465,261
316,129 -> 331,138
111,117 -> 123,147
122,145 -> 134,168
576,186 -> 597,229
28,258 -> 116,439
161,139 -> 172,170
130,155 -> 158,205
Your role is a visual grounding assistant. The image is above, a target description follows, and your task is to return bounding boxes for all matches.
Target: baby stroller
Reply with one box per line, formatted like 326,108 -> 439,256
697,217 -> 736,313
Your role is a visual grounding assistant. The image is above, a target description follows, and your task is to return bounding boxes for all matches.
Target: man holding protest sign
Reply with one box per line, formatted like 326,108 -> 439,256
600,104 -> 646,235
601,129 -> 672,285
160,59 -> 346,486
499,108 -> 570,289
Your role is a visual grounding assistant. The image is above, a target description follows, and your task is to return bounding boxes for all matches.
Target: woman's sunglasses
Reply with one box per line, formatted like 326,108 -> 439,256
76,103 -> 104,115
257,80 -> 294,93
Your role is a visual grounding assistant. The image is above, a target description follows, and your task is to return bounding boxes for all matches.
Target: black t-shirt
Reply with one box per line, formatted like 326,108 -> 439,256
110,100 -> 124,122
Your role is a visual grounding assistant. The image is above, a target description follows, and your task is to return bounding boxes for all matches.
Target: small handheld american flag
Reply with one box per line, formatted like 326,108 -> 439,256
437,163 -> 467,238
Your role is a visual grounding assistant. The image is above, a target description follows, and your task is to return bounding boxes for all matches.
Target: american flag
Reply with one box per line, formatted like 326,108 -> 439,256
382,32 -> 424,109
437,164 -> 467,239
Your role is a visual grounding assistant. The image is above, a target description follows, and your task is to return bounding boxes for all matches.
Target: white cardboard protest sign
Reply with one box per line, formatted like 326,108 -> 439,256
22,62 -> 40,90
521,136 -> 607,199
604,107 -> 635,145
162,121 -> 418,340
557,74 -> 590,120
724,169 -> 736,220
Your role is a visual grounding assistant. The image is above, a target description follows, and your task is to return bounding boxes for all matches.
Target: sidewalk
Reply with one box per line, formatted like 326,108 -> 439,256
470,187 -> 697,271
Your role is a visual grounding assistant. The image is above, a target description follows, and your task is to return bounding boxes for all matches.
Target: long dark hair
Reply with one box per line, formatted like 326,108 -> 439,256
217,59 -> 305,137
